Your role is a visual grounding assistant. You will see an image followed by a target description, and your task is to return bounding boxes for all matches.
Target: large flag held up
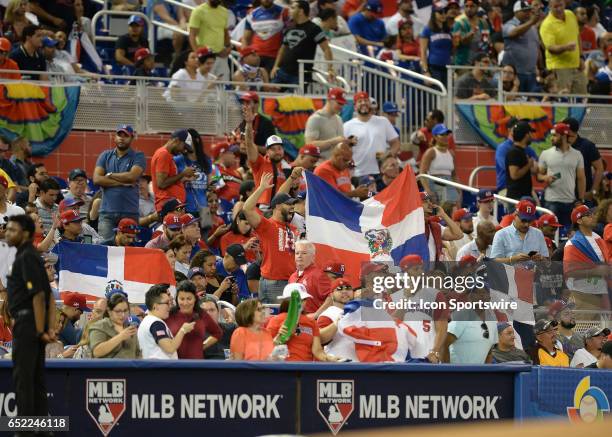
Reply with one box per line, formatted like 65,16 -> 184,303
58,242 -> 175,303
305,167 -> 428,286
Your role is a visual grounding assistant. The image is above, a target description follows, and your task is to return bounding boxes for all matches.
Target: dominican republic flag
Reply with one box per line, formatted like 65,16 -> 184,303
484,261 -> 535,324
58,242 -> 175,303
68,27 -> 103,74
305,167 -> 428,286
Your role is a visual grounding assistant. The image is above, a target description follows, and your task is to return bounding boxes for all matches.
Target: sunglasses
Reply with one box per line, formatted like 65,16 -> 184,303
334,285 -> 352,291
480,322 -> 489,339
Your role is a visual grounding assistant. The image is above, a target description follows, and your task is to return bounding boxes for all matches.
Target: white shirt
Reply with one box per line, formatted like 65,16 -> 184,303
0,203 -> 25,223
472,211 -> 499,230
343,115 -> 399,176
137,314 -> 178,360
428,224 -> 445,261
570,348 -> 598,368
0,241 -> 16,288
456,240 -> 492,261
384,10 -> 425,38
164,69 -> 217,102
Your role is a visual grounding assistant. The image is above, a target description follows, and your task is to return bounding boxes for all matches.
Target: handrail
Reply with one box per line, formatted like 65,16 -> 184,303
92,10 -> 156,52
329,43 -> 447,96
469,166 -> 496,188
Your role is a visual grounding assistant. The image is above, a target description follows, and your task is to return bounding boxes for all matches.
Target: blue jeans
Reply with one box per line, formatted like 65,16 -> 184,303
517,73 -> 541,93
272,68 -> 299,86
98,212 -> 139,241
259,279 -> 288,304
543,201 -> 574,229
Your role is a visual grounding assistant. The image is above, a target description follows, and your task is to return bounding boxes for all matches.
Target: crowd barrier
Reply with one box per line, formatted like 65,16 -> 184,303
0,361 -> 609,436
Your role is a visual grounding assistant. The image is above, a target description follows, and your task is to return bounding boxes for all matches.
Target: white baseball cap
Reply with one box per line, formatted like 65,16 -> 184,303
266,135 -> 283,148
278,283 -> 311,300
513,0 -> 532,12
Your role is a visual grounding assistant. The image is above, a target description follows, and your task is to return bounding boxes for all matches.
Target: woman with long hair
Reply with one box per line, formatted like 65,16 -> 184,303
0,289 -> 12,347
169,234 -> 193,276
219,211 -> 258,262
595,198 -> 612,235
190,250 -> 236,303
397,19 -> 420,68
166,280 -> 223,359
4,0 -> 33,43
88,293 -> 140,359
419,4 -> 453,86
230,298 -> 278,360
165,50 -> 207,102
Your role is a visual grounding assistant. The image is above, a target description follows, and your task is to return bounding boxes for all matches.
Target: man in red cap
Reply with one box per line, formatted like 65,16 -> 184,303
472,188 -> 498,228
317,278 -> 354,345
58,209 -> 85,243
314,143 -> 369,198
420,191 -> 463,262
305,88 -> 351,159
537,122 -> 586,228
59,292 -> 90,346
536,213 -> 563,250
343,91 -> 400,177
235,91 -> 276,148
564,204 -> 610,310
323,261 -> 346,281
58,197 -> 102,244
145,213 -> 182,250
212,142 -> 243,204
288,240 -> 332,315
103,218 -> 139,247
490,199 -> 548,263
292,145 -> 320,172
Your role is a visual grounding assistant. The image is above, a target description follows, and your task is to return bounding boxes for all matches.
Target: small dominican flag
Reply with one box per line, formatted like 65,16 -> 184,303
58,242 -> 175,303
305,167 -> 428,286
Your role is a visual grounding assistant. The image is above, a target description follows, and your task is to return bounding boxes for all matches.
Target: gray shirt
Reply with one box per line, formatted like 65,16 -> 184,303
454,72 -> 496,99
491,344 -> 532,363
304,109 -> 344,159
539,146 -> 584,203
502,17 -> 540,74
95,148 -> 146,215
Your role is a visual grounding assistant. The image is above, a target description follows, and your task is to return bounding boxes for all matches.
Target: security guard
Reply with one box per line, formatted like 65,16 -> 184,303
5,214 -> 55,420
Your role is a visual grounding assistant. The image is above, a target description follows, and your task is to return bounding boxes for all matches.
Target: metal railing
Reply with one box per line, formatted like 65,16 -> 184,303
469,166 -> 496,188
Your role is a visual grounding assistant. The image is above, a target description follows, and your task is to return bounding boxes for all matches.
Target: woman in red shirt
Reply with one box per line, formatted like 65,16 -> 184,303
266,284 -> 341,362
166,281 -> 223,359
219,211 -> 258,262
0,289 -> 12,347
230,298 -> 280,360
397,19 -> 420,66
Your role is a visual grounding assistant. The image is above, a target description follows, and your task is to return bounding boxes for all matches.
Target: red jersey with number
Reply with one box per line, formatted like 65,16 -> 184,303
254,216 -> 296,280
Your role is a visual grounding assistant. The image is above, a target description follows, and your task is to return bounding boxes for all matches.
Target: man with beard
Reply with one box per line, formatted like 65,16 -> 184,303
454,53 -> 496,100
242,173 -> 297,302
151,129 -> 196,211
452,0 -> 491,66
245,104 -> 287,206
343,91 -> 400,177
189,0 -> 231,80
62,168 -> 92,219
505,121 -> 537,200
145,213 -> 182,250
385,0 -> 425,38
537,123 -> 586,228
375,153 -> 400,192
318,278 -> 354,345
304,88 -> 350,159
456,220 -> 495,261
552,301 -> 583,360
420,191 -> 463,262
571,327 -> 610,368
10,136 -> 33,185
93,125 -> 146,241
446,208 -> 474,262
528,319 -> 569,366
242,0 -> 290,72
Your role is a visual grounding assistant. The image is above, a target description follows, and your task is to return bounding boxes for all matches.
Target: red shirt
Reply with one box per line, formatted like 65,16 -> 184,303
217,165 -> 242,202
266,313 -> 319,361
288,264 -> 332,313
219,231 -> 257,262
313,160 -> 351,193
151,146 -> 185,210
0,318 -> 12,344
249,154 -> 286,206
165,310 -> 222,359
580,26 -> 597,53
208,215 -> 226,250
416,128 -> 456,162
254,216 -> 296,280
0,58 -> 21,80
399,39 -> 419,57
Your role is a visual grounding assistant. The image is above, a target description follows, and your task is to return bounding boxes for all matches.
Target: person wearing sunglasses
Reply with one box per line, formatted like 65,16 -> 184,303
527,319 -> 569,366
138,284 -> 195,359
318,278 -> 354,345
445,282 -> 498,364
102,217 -> 139,247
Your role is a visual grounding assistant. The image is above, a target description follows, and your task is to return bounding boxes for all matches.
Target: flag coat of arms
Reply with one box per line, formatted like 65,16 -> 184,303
305,167 -> 428,285
58,242 -> 175,302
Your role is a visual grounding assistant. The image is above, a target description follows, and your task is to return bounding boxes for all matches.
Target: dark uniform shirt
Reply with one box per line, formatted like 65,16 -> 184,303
7,242 -> 52,318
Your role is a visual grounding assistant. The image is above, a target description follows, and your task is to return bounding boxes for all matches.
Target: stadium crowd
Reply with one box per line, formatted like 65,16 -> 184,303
0,0 -> 610,368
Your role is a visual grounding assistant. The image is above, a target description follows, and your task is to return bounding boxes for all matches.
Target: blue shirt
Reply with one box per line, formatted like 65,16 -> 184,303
215,259 -> 251,300
348,13 -> 387,55
96,148 -> 146,215
447,310 -> 498,364
490,224 -> 549,259
59,320 -> 82,346
495,139 -> 538,192
420,26 -> 452,67
174,155 -> 208,213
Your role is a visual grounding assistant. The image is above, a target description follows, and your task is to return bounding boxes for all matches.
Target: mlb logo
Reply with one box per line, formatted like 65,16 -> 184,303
86,379 -> 126,436
317,379 -> 354,435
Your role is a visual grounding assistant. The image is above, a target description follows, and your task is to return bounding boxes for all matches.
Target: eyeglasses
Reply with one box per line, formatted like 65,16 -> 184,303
174,206 -> 186,211
480,322 -> 490,339
334,286 -> 352,291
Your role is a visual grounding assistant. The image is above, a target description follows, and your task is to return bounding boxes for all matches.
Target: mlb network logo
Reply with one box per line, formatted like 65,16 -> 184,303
317,380 -> 355,435
86,379 -> 127,436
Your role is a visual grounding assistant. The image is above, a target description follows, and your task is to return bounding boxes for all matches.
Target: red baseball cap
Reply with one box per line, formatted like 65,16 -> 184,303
60,209 -> 84,226
452,208 -> 472,222
499,214 -> 514,228
353,91 -> 369,102
323,261 -> 345,276
419,191 -> 432,202
180,213 -> 199,227
327,87 -> 347,105
571,205 -> 593,224
0,175 -> 8,189
114,218 -> 139,234
63,292 -> 90,312
240,91 -> 259,103
212,142 -> 239,159
459,255 -> 478,267
331,278 -> 352,290
516,200 -> 537,221
196,46 -> 214,58
607,45 -> 612,57
360,262 -> 388,280
163,213 -> 182,230
59,197 -> 84,212
134,47 -> 154,63
537,213 -> 562,228
399,254 -> 423,270
239,46 -> 257,59
299,144 -> 321,158
552,123 -> 570,136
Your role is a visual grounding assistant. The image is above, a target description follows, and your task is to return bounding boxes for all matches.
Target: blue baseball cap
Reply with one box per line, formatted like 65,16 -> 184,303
365,0 -> 382,12
116,124 -> 134,137
477,189 -> 495,202
42,37 -> 58,48
171,129 -> 194,152
382,102 -> 399,113
595,71 -> 611,84
296,191 -> 307,201
431,123 -> 452,136
128,15 -> 145,26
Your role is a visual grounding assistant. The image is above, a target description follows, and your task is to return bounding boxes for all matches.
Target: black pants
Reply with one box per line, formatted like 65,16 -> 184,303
12,314 -> 48,418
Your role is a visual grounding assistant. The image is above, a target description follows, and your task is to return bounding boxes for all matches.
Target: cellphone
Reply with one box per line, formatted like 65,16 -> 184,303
226,276 -> 235,284
553,172 -> 561,180
82,235 -> 93,244
528,251 -> 538,257
432,207 -> 438,215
